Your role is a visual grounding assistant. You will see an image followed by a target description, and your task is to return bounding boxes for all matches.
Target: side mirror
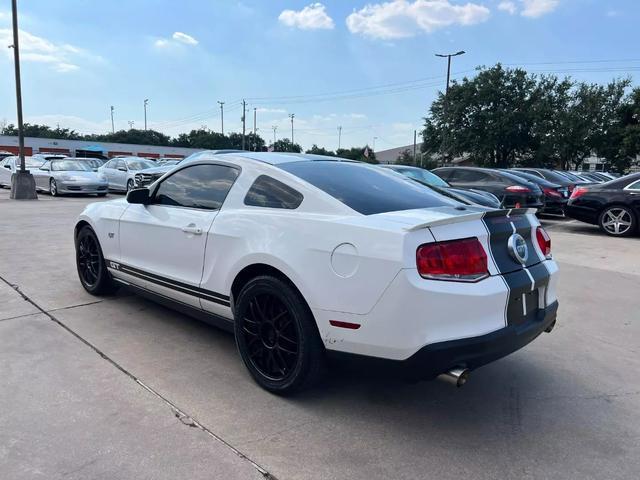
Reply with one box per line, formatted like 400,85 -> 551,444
126,188 -> 150,205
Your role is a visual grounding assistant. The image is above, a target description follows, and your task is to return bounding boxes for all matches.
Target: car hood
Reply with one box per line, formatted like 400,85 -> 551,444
53,171 -> 106,182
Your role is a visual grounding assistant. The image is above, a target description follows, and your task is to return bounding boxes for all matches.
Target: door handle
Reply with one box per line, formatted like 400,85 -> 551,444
182,224 -> 202,235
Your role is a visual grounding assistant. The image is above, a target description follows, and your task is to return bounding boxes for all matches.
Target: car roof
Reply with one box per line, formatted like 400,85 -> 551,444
210,151 -> 357,165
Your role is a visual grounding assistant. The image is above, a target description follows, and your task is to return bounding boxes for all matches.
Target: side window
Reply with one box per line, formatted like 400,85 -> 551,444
115,160 -> 126,170
40,161 -> 51,171
626,180 -> 640,191
244,175 -> 303,209
451,169 -> 482,182
154,164 -> 240,210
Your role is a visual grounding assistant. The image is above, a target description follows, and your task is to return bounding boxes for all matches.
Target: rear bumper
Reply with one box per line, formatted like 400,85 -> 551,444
328,301 -> 558,380
565,204 -> 598,224
541,197 -> 568,213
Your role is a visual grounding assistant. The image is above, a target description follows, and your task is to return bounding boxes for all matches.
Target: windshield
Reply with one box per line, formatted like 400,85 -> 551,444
51,160 -> 94,171
127,160 -> 156,171
279,161 -> 455,215
78,159 -> 103,168
25,158 -> 45,168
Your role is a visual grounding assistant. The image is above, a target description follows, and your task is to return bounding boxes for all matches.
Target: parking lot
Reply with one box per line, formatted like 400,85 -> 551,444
1,189 -> 639,480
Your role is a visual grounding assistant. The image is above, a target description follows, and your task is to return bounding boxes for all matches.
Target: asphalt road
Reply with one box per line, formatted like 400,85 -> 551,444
1,190 -> 639,480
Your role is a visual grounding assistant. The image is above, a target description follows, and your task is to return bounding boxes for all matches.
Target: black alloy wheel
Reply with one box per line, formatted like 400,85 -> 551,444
234,276 -> 325,395
75,226 -> 117,295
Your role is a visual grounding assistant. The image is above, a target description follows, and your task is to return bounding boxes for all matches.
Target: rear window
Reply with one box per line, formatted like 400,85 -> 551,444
244,175 -> 303,209
278,161 -> 453,215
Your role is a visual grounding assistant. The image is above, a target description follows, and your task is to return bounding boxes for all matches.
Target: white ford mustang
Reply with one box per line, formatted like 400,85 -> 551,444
74,151 -> 558,394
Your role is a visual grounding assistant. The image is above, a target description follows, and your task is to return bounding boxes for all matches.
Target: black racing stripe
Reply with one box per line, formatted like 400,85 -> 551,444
481,212 -> 552,327
482,213 -> 538,272
502,269 -> 539,326
114,262 -> 230,301
106,260 -> 230,307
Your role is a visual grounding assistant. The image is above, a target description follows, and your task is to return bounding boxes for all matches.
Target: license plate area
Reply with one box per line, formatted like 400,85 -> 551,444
510,289 -> 540,326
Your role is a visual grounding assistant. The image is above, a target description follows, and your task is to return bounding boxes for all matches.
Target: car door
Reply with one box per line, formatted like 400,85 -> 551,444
117,163 -> 240,308
0,157 -> 11,186
35,161 -> 52,190
111,159 -> 128,190
100,160 -> 116,186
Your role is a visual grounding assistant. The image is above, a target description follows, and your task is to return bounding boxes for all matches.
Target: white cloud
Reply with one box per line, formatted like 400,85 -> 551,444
154,31 -> 199,49
520,0 -> 559,18
172,31 -> 198,45
346,0 -> 490,40
278,3 -> 335,30
0,28 -> 99,72
497,1 -> 517,14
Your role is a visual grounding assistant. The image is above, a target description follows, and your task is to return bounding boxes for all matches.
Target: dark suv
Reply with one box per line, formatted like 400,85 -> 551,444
433,167 -> 544,209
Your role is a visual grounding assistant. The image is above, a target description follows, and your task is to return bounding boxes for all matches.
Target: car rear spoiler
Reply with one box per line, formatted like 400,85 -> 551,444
405,208 -> 537,231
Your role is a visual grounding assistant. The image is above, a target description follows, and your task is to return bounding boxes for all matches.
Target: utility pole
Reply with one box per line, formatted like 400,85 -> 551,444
373,136 -> 378,151
9,0 -> 36,199
110,106 -> 114,133
217,101 -> 225,134
253,107 -> 257,151
144,99 -> 149,130
337,125 -> 342,150
289,113 -> 295,145
272,125 -> 277,148
413,130 -> 417,165
241,100 -> 246,150
435,50 -> 465,164
128,120 -> 134,130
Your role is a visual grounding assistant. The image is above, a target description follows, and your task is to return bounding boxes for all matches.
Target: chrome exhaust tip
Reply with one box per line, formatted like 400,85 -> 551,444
437,367 -> 470,387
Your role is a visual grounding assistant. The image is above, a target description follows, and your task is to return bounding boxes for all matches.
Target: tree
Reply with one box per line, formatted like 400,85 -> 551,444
336,146 -> 378,163
395,149 -> 415,166
306,144 -> 335,156
88,128 -> 171,146
171,129 -> 230,149
2,122 -> 82,140
272,138 -> 302,153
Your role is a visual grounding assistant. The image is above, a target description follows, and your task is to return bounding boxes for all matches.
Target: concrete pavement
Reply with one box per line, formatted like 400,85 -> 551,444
1,189 -> 639,479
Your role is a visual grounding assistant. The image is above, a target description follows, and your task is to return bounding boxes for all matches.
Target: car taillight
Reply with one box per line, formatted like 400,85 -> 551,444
505,185 -> 531,193
536,227 -> 552,258
543,187 -> 562,198
570,186 -> 588,199
416,238 -> 488,282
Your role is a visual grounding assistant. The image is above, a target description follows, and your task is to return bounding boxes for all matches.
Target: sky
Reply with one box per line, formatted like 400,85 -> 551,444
1,0 -> 639,152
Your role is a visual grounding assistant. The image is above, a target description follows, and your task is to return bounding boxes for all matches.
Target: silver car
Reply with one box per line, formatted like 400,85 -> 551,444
32,158 -> 109,196
98,157 -> 157,192
0,156 -> 46,188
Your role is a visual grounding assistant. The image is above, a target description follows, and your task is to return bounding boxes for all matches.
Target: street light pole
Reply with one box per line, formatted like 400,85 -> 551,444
9,0 -> 36,199
272,125 -> 277,148
217,101 -> 225,135
128,120 -> 134,130
337,125 -> 342,150
435,50 -> 465,164
289,113 -> 295,145
144,99 -> 149,130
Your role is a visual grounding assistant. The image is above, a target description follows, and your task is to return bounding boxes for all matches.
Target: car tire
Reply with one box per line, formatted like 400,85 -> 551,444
598,205 -> 636,237
50,178 -> 58,196
126,179 -> 134,192
75,226 -> 118,295
234,275 -> 326,395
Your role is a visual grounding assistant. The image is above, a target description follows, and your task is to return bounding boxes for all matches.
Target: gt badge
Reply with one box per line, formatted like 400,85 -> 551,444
508,233 -> 528,264
108,261 -> 120,270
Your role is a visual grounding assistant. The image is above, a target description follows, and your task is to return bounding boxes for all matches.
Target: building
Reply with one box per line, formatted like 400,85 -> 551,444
0,135 -> 202,160
375,144 -> 422,164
